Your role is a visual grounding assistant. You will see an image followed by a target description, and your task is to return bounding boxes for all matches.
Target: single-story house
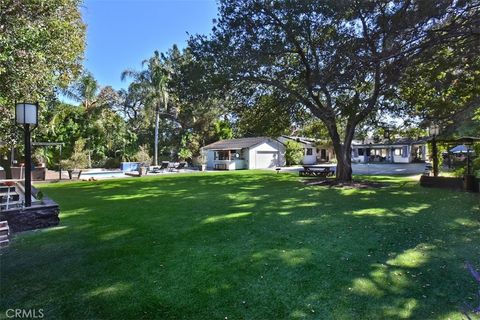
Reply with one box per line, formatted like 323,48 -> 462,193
203,137 -> 286,170
351,137 -> 428,163
277,136 -> 335,165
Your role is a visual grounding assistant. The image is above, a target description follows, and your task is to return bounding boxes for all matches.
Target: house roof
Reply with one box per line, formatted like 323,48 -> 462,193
203,137 -> 278,150
281,135 -> 315,144
430,136 -> 480,144
352,137 -> 428,147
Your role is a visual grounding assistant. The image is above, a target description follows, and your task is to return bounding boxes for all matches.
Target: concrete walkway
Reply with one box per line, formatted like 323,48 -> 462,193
279,163 -> 426,176
352,163 -> 426,175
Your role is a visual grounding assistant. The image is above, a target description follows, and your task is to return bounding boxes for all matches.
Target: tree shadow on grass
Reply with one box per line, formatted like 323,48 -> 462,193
1,171 -> 479,319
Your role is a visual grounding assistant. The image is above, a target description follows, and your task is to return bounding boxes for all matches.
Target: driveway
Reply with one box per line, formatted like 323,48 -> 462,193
352,163 -> 426,175
280,163 -> 426,176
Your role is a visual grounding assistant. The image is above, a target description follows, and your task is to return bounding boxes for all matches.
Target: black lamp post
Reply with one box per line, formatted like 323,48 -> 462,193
428,123 -> 440,177
15,102 -> 38,207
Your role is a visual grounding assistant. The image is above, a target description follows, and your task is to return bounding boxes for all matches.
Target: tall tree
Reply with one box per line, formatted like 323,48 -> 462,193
192,0 -> 477,181
234,93 -> 304,138
160,45 -> 231,158
122,51 -> 171,165
0,0 -> 85,104
62,71 -> 100,110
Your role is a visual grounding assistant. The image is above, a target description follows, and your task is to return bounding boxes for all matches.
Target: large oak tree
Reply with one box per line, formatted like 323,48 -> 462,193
0,0 -> 86,151
192,0 -> 477,181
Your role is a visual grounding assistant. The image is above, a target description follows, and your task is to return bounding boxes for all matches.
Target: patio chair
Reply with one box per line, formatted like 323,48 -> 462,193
151,162 -> 170,173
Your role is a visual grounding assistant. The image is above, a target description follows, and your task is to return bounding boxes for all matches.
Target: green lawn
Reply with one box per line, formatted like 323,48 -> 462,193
1,171 -> 479,319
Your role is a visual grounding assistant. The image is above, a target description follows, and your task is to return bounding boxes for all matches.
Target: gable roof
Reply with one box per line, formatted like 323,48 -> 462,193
203,137 -> 276,150
352,137 -> 428,147
280,135 -> 316,145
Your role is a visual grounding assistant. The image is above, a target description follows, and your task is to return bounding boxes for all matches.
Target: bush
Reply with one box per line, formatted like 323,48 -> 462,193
61,139 -> 89,170
285,140 -> 304,165
133,145 -> 151,167
453,166 -> 466,177
473,157 -> 480,177
104,158 -> 121,169
178,148 -> 193,161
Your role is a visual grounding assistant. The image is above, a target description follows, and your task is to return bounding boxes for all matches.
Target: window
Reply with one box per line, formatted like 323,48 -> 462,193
306,148 -> 313,156
217,150 -> 230,160
321,149 -> 327,159
394,148 -> 401,156
358,148 -> 364,156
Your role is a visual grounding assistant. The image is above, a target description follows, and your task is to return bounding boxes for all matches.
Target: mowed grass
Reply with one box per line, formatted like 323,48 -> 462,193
0,171 -> 479,319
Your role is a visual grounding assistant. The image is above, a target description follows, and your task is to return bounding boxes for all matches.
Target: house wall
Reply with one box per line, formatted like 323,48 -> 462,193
393,154 -> 410,163
316,146 -> 334,163
241,149 -> 249,168
352,145 -> 415,163
302,144 -> 317,165
205,140 -> 286,170
206,150 -> 247,170
206,150 -> 215,169
351,147 -> 367,163
277,136 -> 314,164
393,146 -> 411,163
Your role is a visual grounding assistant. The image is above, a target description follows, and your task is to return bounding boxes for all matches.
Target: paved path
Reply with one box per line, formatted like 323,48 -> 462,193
352,163 -> 426,175
280,163 -> 426,176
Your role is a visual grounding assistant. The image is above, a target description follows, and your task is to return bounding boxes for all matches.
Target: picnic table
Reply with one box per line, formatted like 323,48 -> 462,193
299,165 -> 335,177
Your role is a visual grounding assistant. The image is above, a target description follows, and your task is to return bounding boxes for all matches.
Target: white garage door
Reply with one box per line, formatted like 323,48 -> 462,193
255,151 -> 277,168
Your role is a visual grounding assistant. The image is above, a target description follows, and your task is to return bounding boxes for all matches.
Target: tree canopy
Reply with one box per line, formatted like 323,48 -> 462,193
191,0 -> 479,180
0,0 -> 86,104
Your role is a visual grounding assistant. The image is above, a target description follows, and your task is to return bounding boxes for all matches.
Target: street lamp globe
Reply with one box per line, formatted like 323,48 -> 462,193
428,123 -> 440,137
15,103 -> 38,125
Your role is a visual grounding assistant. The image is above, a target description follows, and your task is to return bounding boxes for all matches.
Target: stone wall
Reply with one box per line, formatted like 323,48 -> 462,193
420,175 -> 477,191
0,204 -> 59,232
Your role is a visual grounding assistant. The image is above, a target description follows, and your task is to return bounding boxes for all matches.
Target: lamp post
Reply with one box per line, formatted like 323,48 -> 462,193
428,123 -> 440,177
15,102 -> 38,207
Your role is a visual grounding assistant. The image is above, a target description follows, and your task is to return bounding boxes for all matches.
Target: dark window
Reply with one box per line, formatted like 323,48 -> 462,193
217,150 -> 230,160
358,148 -> 364,156
321,149 -> 327,159
306,148 -> 313,155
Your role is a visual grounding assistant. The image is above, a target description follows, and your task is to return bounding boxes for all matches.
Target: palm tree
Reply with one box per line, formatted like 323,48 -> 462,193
122,51 -> 170,166
62,71 -> 100,110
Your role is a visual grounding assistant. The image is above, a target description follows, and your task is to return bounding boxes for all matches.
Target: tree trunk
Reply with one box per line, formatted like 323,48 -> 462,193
325,121 -> 355,182
331,141 -> 353,182
154,105 -> 160,166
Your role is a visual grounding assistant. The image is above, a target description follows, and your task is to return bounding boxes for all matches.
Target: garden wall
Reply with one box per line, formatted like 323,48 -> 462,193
420,175 -> 479,192
0,187 -> 60,233
0,203 -> 59,232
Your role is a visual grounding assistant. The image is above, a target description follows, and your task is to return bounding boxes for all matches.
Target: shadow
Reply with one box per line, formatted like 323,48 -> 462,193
0,171 -> 479,319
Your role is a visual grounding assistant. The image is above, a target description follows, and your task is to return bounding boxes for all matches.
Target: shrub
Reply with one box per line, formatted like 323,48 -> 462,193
60,139 -> 89,170
285,140 -> 304,165
133,145 -> 151,167
473,157 -> 480,177
453,166 -> 466,177
32,149 -> 46,166
178,148 -> 193,161
104,158 -> 121,169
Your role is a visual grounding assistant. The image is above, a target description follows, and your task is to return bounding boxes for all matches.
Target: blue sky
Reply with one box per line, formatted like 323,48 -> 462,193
81,0 -> 218,90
